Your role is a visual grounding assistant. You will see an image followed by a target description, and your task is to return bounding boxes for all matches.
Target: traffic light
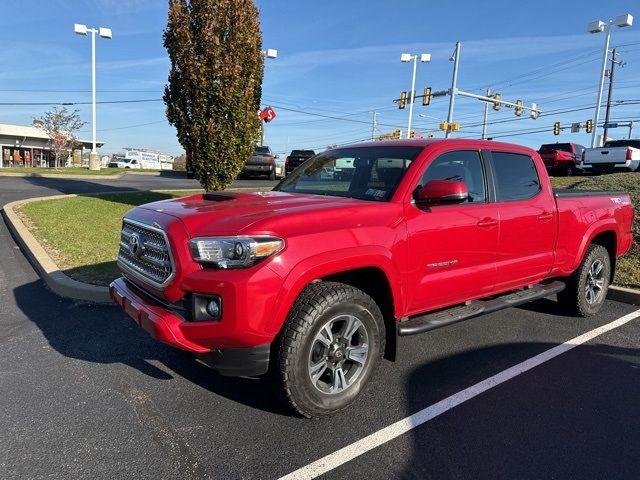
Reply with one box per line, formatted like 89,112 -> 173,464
439,121 -> 449,131
393,128 -> 402,139
409,130 -> 415,138
399,91 -> 407,109
451,123 -> 461,131
530,103 -> 539,120
585,119 -> 593,134
514,100 -> 523,117
422,87 -> 432,106
493,93 -> 501,111
553,122 -> 561,135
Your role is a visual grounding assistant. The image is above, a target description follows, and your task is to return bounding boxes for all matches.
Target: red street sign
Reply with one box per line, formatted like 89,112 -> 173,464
259,106 -> 276,123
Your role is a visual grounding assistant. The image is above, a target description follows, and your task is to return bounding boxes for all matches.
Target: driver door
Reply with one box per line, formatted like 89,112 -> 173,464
404,150 -> 499,314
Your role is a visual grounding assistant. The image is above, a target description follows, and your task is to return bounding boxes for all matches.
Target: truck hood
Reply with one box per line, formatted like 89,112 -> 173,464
137,191 -> 399,237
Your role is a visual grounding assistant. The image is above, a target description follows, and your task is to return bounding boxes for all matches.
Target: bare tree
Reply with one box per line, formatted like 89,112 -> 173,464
34,107 -> 86,169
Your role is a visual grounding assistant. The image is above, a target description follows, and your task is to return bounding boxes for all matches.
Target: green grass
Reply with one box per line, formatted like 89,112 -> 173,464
18,174 -> 639,289
550,173 -> 639,288
0,167 -> 166,176
19,190 -> 202,285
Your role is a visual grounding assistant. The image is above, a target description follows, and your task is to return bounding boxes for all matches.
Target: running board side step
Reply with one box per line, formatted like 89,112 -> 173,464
397,281 -> 565,336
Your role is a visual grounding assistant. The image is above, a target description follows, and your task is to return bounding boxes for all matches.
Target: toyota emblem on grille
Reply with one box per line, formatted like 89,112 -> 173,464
128,232 -> 144,258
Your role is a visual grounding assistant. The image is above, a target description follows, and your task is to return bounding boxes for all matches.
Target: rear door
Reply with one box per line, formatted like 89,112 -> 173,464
488,150 -> 557,290
405,149 -> 499,313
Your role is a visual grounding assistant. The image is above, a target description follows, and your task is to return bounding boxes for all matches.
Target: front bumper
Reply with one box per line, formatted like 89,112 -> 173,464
110,277 -> 273,376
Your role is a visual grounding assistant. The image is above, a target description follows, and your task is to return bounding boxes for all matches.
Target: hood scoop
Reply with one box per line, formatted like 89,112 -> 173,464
203,192 -> 237,201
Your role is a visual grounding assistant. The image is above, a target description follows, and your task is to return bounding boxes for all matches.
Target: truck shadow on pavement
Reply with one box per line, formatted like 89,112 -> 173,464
13,279 -> 290,416
399,339 -> 640,479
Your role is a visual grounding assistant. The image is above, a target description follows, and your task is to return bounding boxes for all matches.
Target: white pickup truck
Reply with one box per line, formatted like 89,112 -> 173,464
583,139 -> 640,173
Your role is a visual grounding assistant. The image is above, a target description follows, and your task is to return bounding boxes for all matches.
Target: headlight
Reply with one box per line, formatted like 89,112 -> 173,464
189,236 -> 284,269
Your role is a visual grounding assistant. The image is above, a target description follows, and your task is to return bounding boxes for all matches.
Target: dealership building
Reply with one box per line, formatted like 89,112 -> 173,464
0,122 -> 103,168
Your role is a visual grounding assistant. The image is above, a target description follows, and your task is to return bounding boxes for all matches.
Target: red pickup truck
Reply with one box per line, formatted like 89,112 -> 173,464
538,142 -> 586,176
110,139 -> 634,417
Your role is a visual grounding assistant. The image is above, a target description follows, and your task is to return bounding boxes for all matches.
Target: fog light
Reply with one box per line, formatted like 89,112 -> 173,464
192,294 -> 222,322
206,299 -> 221,319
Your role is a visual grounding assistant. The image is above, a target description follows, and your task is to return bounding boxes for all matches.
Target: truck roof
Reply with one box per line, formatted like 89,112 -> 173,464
330,138 -> 538,155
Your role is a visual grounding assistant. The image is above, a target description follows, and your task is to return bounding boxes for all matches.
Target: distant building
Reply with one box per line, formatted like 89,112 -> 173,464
0,122 -> 103,168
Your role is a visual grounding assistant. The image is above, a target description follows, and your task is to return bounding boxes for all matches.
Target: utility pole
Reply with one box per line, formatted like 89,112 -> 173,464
482,88 -> 491,140
445,42 -> 461,138
603,48 -> 622,140
371,111 -> 378,141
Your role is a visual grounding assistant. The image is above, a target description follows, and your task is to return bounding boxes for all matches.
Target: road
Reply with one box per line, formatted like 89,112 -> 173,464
1,174 -> 639,480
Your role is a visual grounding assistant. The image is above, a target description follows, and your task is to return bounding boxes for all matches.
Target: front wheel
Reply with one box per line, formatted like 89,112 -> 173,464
557,244 -> 611,317
273,282 -> 385,418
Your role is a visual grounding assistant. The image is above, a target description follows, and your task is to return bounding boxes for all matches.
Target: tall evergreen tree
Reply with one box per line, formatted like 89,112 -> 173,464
164,0 -> 264,191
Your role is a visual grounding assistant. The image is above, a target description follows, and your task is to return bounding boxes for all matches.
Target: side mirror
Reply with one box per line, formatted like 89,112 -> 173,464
416,179 -> 468,206
275,154 -> 280,159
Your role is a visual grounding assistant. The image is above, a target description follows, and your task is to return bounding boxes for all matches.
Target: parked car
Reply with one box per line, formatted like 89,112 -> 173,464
537,142 -> 585,176
107,157 -> 141,169
241,146 -> 283,180
583,139 -> 640,173
284,149 -> 315,175
110,139 -> 634,418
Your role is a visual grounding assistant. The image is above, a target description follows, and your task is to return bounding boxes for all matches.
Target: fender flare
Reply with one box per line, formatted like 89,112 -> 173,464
571,219 -> 618,272
264,246 -> 402,335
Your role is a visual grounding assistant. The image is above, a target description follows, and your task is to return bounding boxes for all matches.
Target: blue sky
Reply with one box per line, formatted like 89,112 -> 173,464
1,0 -> 640,156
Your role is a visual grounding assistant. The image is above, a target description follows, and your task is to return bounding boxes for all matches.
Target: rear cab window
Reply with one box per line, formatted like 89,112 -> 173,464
491,151 -> 541,202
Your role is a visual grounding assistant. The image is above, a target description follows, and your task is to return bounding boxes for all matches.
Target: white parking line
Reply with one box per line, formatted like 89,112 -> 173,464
279,308 -> 640,480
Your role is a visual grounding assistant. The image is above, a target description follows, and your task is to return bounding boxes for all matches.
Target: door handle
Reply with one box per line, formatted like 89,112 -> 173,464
538,212 -> 554,221
477,217 -> 498,228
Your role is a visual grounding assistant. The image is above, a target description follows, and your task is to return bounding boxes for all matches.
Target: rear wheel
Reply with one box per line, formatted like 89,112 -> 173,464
273,282 -> 384,418
269,168 -> 276,181
558,244 -> 611,317
565,164 -> 575,176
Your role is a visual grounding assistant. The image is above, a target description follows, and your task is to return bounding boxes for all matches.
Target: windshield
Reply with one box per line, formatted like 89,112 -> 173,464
539,143 -> 572,152
274,146 -> 423,201
291,150 -> 315,156
254,147 -> 271,156
603,140 -> 640,149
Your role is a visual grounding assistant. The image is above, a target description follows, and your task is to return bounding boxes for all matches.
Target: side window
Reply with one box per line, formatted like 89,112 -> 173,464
416,150 -> 486,204
491,152 -> 541,202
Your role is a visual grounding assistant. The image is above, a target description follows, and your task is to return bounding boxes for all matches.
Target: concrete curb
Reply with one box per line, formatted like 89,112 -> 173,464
607,285 -> 640,305
3,195 -> 111,304
2,187 -> 274,304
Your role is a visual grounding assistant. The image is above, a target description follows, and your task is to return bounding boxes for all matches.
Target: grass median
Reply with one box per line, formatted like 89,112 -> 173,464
17,190 -> 202,285
15,173 -> 640,289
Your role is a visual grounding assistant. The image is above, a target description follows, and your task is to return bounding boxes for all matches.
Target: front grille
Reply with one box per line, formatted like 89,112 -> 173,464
117,219 -> 174,287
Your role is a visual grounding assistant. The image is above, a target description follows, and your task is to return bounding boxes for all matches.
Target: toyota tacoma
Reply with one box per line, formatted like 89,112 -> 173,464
110,139 -> 634,417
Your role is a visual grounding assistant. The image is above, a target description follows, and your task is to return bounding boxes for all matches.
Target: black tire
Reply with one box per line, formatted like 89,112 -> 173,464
565,164 -> 575,176
557,244 -> 611,317
269,168 -> 276,181
273,281 -> 385,418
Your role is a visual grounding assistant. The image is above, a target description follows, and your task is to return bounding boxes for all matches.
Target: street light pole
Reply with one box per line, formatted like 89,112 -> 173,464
592,21 -> 611,148
91,29 -> 97,154
588,14 -> 633,147
445,41 -> 461,139
74,23 -> 111,170
260,48 -> 277,146
401,52 -> 430,139
407,56 -> 418,137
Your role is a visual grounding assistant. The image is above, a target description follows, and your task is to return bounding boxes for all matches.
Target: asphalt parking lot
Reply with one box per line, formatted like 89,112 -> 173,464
1,175 -> 639,480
